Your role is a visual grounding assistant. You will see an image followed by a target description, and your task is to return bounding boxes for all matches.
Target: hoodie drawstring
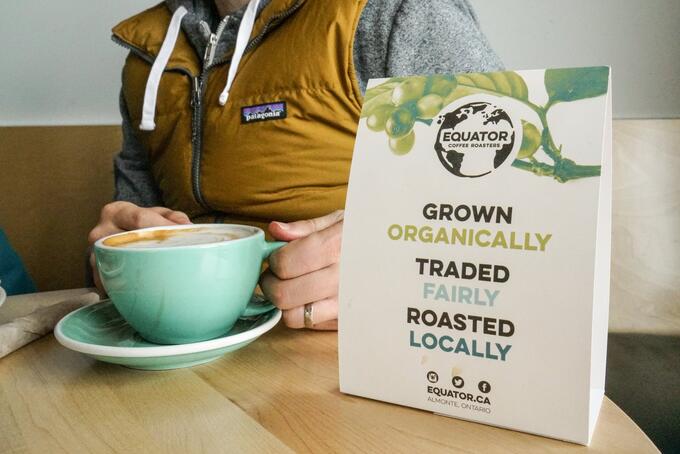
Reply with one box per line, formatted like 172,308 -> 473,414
140,1 -> 261,130
139,6 -> 188,131
219,0 -> 261,106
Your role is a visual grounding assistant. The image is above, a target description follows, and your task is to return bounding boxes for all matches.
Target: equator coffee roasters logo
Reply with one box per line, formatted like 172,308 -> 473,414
434,98 -> 520,178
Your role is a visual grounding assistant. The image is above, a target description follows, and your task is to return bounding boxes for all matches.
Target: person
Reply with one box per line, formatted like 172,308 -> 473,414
0,228 -> 36,296
88,0 -> 502,331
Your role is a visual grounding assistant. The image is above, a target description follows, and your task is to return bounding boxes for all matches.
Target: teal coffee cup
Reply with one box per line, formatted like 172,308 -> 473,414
94,224 -> 284,344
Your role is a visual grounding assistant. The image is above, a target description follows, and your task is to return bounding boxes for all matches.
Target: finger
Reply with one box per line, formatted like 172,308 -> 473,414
269,221 -> 342,279
268,209 -> 344,241
100,201 -> 134,222
260,263 -> 339,310
312,320 -> 337,331
149,207 -> 175,215
89,202 -> 133,244
113,205 -> 178,231
281,297 -> 338,329
164,210 -> 192,224
87,222 -> 124,245
147,207 -> 192,224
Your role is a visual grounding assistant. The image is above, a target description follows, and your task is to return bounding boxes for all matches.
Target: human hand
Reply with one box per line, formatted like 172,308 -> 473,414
87,201 -> 192,295
260,210 -> 344,330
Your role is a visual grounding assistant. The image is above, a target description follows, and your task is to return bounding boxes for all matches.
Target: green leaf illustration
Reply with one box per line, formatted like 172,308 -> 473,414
456,71 -> 529,101
360,70 -> 604,182
545,67 -> 609,104
517,121 -> 541,159
362,78 -> 407,118
364,79 -> 404,103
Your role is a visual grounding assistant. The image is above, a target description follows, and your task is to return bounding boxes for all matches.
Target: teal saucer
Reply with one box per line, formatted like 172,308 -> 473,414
54,300 -> 281,370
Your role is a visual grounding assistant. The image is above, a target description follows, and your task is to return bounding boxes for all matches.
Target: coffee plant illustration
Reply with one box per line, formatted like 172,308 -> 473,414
361,67 -> 609,183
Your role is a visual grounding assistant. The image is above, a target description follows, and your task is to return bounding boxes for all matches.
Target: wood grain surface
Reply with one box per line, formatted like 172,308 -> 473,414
0,291 -> 659,453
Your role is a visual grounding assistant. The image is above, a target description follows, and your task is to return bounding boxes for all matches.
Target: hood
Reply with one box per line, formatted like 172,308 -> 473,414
165,0 -> 271,61
129,0 -> 273,130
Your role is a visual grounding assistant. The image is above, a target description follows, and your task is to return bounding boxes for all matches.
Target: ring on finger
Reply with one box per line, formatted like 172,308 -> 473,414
304,303 -> 314,328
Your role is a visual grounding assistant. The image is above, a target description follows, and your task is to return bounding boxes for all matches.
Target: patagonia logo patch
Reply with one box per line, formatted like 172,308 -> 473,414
241,102 -> 287,124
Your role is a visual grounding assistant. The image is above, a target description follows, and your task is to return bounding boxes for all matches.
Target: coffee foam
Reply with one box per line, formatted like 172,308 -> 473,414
103,227 -> 249,249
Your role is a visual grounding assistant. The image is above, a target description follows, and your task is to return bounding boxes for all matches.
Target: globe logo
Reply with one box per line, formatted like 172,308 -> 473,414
434,101 -> 516,178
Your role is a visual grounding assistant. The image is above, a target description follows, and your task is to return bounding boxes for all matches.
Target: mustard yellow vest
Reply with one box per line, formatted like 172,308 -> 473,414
113,0 -> 365,227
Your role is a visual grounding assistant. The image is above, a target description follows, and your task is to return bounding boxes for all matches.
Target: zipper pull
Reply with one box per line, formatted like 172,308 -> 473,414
203,33 -> 217,67
191,77 -> 201,107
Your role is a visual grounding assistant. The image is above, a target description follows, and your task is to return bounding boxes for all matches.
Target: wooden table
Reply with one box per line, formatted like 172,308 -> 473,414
0,290 -> 659,453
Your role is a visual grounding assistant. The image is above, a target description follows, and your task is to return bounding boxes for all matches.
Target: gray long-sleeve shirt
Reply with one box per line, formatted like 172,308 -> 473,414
114,0 -> 503,206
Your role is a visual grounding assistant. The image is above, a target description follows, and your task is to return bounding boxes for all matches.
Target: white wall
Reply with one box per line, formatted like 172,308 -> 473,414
1,0 -> 678,125
470,0 -> 680,119
0,1 -> 157,126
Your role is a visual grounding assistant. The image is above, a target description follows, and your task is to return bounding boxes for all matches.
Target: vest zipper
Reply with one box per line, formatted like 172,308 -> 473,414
203,16 -> 230,67
111,35 -> 193,77
206,0 -> 306,70
115,0 -> 307,212
190,0 -> 305,209
190,76 -> 207,208
191,15 -> 231,210
243,0 -> 305,55
203,34 -> 218,66
113,35 -> 206,209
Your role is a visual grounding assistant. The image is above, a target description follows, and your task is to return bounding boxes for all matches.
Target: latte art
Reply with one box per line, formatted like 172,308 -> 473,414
103,227 -> 250,248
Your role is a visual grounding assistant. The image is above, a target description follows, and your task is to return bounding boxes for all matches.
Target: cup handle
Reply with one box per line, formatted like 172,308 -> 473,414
242,294 -> 276,317
262,241 -> 286,259
241,241 -> 286,318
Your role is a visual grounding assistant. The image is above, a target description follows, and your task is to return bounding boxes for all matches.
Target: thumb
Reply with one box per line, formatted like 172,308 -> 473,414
164,210 -> 192,225
268,210 -> 344,241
